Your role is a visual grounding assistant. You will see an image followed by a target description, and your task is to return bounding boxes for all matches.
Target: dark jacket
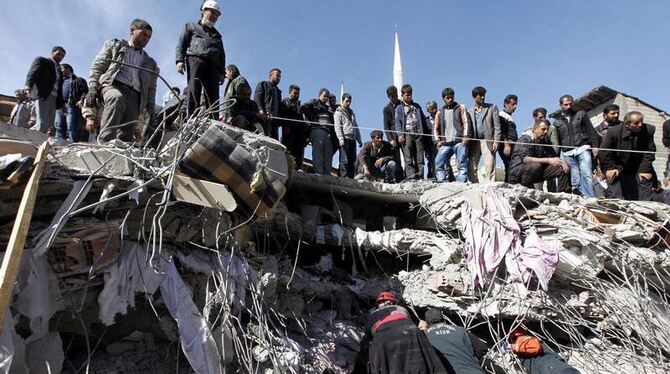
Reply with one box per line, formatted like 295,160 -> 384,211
553,110 -> 598,151
383,102 -> 399,142
594,121 -> 621,147
509,133 -> 557,178
394,101 -> 427,136
467,103 -> 502,151
66,75 -> 89,104
499,110 -> 518,142
25,56 -> 63,107
662,119 -> 670,148
301,99 -> 333,131
359,140 -> 395,167
279,97 -> 307,136
254,81 -> 282,116
599,123 -> 656,175
519,343 -> 578,374
424,323 -> 486,374
175,21 -> 226,73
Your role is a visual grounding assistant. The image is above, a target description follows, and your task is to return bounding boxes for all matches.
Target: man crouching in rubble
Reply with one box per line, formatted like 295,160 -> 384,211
508,119 -> 570,190
419,308 -> 488,374
83,19 -> 158,143
358,130 -> 398,183
358,291 -> 448,373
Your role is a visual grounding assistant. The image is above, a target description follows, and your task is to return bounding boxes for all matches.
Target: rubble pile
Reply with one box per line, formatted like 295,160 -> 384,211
1,108 -> 670,373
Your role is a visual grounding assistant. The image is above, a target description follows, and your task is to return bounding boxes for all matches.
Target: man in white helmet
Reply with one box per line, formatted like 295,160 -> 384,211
176,0 -> 226,118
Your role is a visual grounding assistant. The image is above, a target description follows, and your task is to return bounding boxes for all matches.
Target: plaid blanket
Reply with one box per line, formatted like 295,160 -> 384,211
178,124 -> 285,218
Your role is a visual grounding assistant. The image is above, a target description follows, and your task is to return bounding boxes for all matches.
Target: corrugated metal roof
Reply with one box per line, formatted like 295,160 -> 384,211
550,85 -> 669,119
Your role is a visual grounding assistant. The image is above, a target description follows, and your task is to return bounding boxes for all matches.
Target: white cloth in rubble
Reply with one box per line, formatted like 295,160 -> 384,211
460,186 -> 559,290
97,242 -> 223,373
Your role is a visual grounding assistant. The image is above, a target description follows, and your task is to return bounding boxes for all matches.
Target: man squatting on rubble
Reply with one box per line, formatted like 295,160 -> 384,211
359,292 -> 448,373
508,119 -> 571,189
359,130 -> 398,183
176,0 -> 225,118
24,46 -> 66,135
83,19 -> 158,142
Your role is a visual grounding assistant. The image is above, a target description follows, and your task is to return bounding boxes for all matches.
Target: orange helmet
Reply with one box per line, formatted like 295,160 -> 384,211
376,291 -> 398,304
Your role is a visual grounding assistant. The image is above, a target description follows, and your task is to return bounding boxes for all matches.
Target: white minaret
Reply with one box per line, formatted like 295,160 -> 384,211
393,27 -> 404,92
340,81 -> 345,103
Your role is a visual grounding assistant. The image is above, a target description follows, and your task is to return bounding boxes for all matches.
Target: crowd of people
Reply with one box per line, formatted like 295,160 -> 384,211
10,0 -> 670,205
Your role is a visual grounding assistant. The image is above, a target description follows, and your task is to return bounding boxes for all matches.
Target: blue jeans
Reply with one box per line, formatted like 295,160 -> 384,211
435,142 -> 468,182
56,103 -> 81,142
561,150 -> 595,197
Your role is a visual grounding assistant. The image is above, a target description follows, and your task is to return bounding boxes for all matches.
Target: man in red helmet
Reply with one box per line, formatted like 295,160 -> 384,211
358,291 -> 449,374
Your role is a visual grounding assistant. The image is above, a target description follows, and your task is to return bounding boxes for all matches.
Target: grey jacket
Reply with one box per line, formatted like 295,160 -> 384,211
467,103 -> 501,151
334,106 -> 362,144
83,39 -> 158,120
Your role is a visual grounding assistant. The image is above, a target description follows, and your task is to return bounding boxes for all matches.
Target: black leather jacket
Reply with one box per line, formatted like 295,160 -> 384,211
553,110 -> 598,152
176,21 -> 225,72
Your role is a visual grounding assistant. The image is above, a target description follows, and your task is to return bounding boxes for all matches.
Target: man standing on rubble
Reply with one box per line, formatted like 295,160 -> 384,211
83,19 -> 158,143
254,68 -> 282,139
383,85 -> 403,181
419,308 -> 488,374
467,86 -> 501,183
280,85 -> 307,169
553,94 -> 599,197
599,111 -> 656,201
593,104 -> 621,197
176,0 -> 225,118
361,292 -> 448,373
302,88 -> 334,175
9,89 -> 35,129
24,46 -> 66,134
424,101 -> 439,179
359,130 -> 397,183
56,64 -> 88,142
334,93 -> 362,178
395,84 -> 428,179
433,88 -> 469,183
508,119 -> 570,189
499,94 -> 519,182
222,64 -> 247,118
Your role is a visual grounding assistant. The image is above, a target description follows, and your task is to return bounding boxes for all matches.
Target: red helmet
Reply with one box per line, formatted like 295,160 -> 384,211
376,291 -> 397,304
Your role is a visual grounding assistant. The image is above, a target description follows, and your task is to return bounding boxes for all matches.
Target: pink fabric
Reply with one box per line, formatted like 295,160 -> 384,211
460,187 -> 558,291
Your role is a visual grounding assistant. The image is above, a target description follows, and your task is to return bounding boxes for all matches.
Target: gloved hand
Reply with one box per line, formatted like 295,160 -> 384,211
84,90 -> 98,107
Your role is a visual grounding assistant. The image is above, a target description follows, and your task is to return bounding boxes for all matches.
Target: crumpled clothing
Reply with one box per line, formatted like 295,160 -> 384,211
460,187 -> 558,290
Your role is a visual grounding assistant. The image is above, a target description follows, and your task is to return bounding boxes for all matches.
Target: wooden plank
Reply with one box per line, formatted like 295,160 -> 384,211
0,141 -> 50,333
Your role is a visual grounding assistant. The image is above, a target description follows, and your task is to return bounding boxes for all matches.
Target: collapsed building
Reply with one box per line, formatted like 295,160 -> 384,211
1,102 -> 670,374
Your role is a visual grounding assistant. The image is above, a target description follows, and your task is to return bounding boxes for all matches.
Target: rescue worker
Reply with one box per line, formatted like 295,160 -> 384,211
176,0 -> 226,118
361,291 -> 448,374
419,309 -> 487,374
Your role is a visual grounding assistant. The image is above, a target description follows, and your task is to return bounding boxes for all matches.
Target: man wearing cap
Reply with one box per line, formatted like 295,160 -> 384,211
176,0 -> 226,118
419,308 -> 488,374
359,291 -> 448,373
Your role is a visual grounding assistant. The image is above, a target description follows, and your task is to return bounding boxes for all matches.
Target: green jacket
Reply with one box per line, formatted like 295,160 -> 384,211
222,75 -> 248,118
83,38 -> 158,120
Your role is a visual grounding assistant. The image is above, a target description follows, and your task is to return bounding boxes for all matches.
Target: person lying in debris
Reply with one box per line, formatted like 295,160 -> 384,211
360,291 -> 448,374
358,130 -> 398,183
418,308 -> 488,374
508,119 -> 570,190
509,327 -> 581,374
225,83 -> 264,134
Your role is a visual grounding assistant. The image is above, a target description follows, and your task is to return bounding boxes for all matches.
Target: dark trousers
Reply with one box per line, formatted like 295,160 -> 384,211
282,127 -> 306,169
339,139 -> 357,178
510,162 -> 569,189
608,174 -> 656,201
424,138 -> 437,179
499,147 -> 513,183
402,134 -> 425,179
186,56 -> 220,118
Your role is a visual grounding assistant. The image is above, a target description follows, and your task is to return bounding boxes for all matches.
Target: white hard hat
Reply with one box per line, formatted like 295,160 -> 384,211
201,0 -> 221,13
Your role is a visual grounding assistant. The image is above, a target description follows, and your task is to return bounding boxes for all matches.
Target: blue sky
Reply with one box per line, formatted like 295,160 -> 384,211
2,0 -> 669,140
